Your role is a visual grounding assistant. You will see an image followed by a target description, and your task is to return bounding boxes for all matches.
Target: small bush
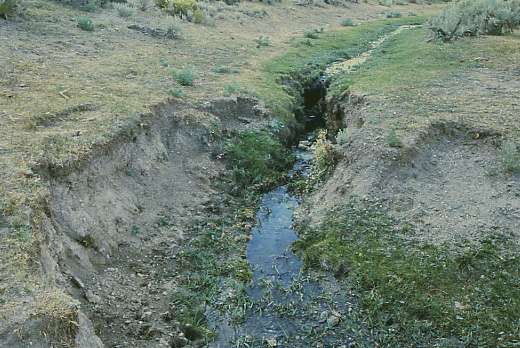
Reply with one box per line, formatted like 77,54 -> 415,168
341,17 -> 355,27
172,66 -> 194,86
168,88 -> 183,97
113,3 -> 136,18
128,0 -> 154,11
304,28 -> 323,39
0,0 -> 17,19
212,66 -> 231,74
161,0 -> 197,16
387,10 -> 402,18
253,35 -> 270,47
378,0 -> 393,6
222,81 -> 252,96
164,16 -> 184,39
497,139 -> 520,172
386,126 -> 404,148
76,16 -> 94,31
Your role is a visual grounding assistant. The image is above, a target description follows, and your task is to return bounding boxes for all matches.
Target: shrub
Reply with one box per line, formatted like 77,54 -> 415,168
497,139 -> 520,172
387,10 -> 402,18
128,0 -> 154,11
304,28 -> 323,39
161,0 -> 197,16
253,35 -> 270,47
113,3 -> 136,18
172,66 -> 194,86
76,16 -> 94,31
386,126 -> 404,148
0,0 -> 17,19
164,16 -> 184,39
431,0 -> 520,40
341,17 -> 355,27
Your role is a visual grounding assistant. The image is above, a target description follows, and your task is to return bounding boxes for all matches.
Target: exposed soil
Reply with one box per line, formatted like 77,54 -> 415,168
300,65 -> 520,246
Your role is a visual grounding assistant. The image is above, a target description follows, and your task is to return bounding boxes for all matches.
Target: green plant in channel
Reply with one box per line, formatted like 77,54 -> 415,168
223,129 -> 295,192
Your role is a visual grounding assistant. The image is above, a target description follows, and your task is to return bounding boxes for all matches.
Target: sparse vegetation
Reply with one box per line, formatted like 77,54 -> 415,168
386,10 -> 402,18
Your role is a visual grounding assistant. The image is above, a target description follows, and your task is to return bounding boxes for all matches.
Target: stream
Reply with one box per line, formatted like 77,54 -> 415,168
208,25 -> 419,348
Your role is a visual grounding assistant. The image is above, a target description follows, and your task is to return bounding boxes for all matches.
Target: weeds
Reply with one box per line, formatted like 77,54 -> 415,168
0,0 -> 17,19
76,16 -> 94,31
222,129 -> 295,193
222,81 -> 252,96
341,17 -> 356,27
295,197 -> 520,347
386,10 -> 402,18
172,66 -> 194,86
304,28 -> 324,39
253,35 -> 270,47
168,87 -> 183,97
497,139 -> 520,172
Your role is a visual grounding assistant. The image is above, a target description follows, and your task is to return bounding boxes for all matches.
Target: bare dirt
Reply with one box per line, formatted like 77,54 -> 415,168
302,65 -> 520,246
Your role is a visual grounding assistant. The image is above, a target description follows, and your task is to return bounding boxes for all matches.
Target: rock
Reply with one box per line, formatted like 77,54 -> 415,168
71,275 -> 85,289
327,316 -> 340,327
75,311 -> 105,348
318,310 -> 329,323
265,338 -> 277,347
85,290 -> 102,304
170,335 -> 189,348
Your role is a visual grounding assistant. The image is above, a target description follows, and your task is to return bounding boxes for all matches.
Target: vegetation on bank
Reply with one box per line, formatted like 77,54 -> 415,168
294,197 -> 520,347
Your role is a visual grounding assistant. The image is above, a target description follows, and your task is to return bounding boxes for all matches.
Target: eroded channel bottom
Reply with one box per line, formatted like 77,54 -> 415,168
207,151 -> 373,348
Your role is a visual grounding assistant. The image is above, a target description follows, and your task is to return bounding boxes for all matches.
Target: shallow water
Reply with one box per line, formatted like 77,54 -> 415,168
208,25 -> 422,347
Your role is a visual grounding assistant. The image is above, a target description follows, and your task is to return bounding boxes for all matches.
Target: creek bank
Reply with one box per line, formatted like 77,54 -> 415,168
0,96 -> 287,348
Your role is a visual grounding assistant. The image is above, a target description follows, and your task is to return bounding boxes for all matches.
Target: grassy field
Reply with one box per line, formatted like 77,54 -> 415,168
1,0 -> 519,346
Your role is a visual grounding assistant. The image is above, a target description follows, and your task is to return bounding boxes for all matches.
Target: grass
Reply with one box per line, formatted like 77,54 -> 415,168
222,129 -> 295,193
294,197 -> 520,347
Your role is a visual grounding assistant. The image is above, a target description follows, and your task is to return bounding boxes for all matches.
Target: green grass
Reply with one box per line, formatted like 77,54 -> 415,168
222,129 -> 295,193
254,17 -> 428,120
294,197 -> 520,347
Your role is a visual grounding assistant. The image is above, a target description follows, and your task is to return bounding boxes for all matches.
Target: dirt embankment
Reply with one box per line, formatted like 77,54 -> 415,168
1,96 -> 274,347
300,83 -> 520,247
